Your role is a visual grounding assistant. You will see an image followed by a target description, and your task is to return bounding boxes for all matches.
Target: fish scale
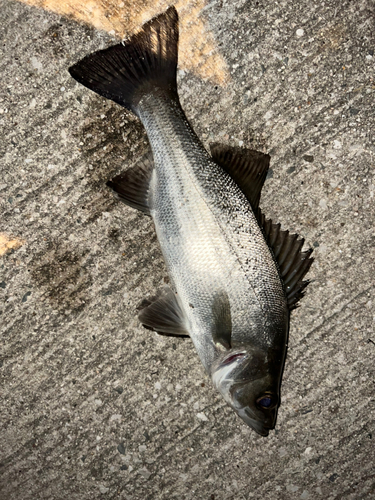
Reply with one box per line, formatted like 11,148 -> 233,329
69,6 -> 313,436
137,91 -> 287,366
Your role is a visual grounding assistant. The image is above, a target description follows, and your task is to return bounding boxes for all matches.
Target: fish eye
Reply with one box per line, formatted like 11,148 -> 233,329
256,394 -> 278,410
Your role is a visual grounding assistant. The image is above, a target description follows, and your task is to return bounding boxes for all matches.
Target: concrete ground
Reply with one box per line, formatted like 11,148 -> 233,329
1,0 -> 374,499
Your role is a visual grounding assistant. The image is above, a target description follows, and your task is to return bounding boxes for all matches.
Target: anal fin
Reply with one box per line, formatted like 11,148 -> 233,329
106,152 -> 153,215
138,287 -> 189,337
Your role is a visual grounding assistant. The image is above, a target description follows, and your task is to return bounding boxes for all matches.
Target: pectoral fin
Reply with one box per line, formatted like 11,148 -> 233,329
106,152 -> 154,215
138,287 -> 189,337
210,143 -> 270,210
211,290 -> 232,349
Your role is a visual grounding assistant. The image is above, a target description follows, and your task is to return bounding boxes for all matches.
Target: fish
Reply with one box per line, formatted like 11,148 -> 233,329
69,6 -> 313,436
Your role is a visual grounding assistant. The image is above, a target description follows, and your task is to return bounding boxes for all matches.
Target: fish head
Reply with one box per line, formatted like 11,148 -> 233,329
211,345 -> 285,436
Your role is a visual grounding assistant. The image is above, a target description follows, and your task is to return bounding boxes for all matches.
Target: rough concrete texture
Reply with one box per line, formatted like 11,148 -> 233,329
1,0 -> 374,499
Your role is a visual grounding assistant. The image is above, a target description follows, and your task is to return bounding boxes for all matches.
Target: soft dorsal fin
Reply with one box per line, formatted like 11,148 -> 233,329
106,152 -> 154,215
257,209 -> 314,310
210,143 -> 270,210
211,290 -> 232,349
138,287 -> 189,337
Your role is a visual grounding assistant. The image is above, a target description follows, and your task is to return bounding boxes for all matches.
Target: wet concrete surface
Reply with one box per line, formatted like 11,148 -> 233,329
1,0 -> 375,499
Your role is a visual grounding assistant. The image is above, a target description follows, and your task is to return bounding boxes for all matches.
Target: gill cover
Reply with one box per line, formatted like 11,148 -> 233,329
211,345 -> 285,436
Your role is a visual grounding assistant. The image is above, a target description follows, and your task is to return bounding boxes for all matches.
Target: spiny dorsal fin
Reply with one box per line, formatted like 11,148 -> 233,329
138,287 -> 189,337
106,152 -> 153,215
210,143 -> 270,210
211,290 -> 232,349
257,209 -> 314,310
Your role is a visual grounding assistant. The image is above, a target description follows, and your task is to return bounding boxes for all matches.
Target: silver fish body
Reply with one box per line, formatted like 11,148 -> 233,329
139,91 -> 288,368
69,7 -> 312,436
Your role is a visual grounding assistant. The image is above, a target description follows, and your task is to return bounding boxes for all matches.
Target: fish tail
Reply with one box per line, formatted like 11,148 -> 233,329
68,7 -> 179,112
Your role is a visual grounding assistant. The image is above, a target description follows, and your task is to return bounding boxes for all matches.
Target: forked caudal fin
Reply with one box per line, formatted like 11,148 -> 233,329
68,7 -> 179,112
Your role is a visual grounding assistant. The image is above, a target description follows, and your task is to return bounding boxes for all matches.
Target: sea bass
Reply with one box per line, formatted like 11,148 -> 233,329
69,6 -> 313,436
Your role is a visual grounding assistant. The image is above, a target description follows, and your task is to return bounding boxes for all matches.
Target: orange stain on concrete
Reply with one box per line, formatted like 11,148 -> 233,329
19,0 -> 229,84
0,234 -> 25,257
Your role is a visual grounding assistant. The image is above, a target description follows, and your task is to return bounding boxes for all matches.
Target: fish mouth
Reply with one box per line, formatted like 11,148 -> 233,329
236,407 -> 275,437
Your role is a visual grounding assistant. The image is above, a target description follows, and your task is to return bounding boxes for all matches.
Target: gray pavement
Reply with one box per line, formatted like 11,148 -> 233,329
1,0 -> 375,499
